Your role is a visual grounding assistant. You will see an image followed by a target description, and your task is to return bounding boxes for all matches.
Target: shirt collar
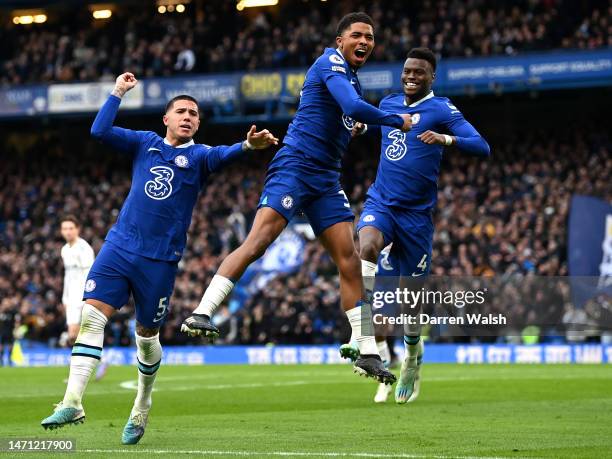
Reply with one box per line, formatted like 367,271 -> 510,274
163,138 -> 194,148
404,91 -> 435,107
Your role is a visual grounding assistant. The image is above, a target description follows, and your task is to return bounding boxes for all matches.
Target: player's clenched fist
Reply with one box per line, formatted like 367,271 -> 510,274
351,122 -> 366,138
112,72 -> 138,98
417,130 -> 453,145
398,113 -> 412,132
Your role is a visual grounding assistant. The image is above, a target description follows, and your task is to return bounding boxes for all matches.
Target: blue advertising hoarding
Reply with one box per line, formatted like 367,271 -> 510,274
5,343 -> 612,367
1,49 -> 610,118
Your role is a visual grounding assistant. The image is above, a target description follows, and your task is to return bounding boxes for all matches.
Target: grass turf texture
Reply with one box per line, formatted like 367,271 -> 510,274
1,364 -> 611,458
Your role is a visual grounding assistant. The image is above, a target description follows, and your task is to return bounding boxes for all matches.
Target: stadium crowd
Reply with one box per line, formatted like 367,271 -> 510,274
1,118 -> 610,348
2,0 -> 610,84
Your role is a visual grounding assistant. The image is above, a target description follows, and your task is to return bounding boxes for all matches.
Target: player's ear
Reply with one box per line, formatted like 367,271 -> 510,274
162,114 -> 169,126
335,35 -> 342,49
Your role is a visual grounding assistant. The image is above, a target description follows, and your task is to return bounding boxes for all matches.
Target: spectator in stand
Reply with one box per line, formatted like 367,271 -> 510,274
2,0 -> 610,85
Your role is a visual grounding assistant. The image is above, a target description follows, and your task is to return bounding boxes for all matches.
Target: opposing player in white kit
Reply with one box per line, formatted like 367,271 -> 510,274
60,216 -> 95,344
60,216 -> 108,380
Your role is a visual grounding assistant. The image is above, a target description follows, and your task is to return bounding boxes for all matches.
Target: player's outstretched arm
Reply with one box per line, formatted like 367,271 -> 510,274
205,125 -> 279,173
417,125 -> 490,157
419,101 -> 490,156
90,72 -> 141,154
324,74 -> 411,132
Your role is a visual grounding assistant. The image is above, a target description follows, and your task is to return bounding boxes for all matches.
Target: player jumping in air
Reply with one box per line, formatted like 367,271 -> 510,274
347,48 -> 490,403
41,72 -> 278,444
181,13 -> 412,384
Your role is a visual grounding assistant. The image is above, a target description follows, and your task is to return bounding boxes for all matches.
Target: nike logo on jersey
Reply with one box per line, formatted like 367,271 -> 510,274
148,147 -> 161,152
411,272 -> 425,277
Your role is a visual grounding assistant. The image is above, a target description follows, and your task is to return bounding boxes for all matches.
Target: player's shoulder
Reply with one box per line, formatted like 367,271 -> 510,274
430,96 -> 461,114
130,131 -> 163,153
312,48 -> 347,74
77,238 -> 94,251
379,93 -> 403,109
60,243 -> 69,255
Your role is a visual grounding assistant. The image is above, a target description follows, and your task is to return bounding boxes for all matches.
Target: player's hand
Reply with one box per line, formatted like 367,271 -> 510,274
246,125 -> 279,149
112,72 -> 138,98
398,113 -> 413,132
418,130 -> 450,145
352,122 -> 367,138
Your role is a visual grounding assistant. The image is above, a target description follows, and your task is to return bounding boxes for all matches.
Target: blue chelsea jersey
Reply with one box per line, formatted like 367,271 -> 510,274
368,92 -> 489,211
282,48 -> 403,169
91,95 -> 243,261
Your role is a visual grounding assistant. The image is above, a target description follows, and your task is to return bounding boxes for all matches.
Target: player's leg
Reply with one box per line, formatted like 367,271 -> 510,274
317,222 -> 394,384
41,299 -> 114,429
339,224 -> 386,361
122,323 -> 162,445
361,227 -> 392,401
41,243 -> 129,429
304,183 -> 395,384
121,254 -> 176,445
394,211 -> 433,404
183,159 -> 301,337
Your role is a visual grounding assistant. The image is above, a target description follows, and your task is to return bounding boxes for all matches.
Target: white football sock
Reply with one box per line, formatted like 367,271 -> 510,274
63,303 -> 107,408
133,333 -> 162,414
404,335 -> 421,360
376,339 -> 391,366
347,260 -> 378,344
346,304 -> 379,356
361,260 -> 377,295
193,275 -> 235,317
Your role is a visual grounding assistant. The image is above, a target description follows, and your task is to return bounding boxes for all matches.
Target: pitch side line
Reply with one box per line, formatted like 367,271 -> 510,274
81,449 -> 527,459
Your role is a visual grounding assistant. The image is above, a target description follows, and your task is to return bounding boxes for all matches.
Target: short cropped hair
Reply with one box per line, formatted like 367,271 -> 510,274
336,12 -> 374,36
407,47 -> 437,72
165,94 -> 199,113
60,215 -> 80,227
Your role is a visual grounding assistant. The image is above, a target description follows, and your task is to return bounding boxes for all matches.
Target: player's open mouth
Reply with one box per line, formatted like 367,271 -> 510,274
404,82 -> 419,90
180,124 -> 191,130
355,49 -> 367,59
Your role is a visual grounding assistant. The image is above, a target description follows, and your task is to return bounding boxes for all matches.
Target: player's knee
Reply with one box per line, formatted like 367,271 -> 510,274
79,303 -> 108,335
136,323 -> 160,338
359,240 -> 380,263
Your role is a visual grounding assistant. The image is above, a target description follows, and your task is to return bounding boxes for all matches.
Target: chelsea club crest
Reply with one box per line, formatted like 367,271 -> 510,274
174,155 -> 189,168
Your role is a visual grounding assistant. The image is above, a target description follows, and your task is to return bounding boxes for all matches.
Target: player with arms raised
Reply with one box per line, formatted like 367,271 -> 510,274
350,48 -> 490,402
41,72 -> 278,443
181,13 -> 412,383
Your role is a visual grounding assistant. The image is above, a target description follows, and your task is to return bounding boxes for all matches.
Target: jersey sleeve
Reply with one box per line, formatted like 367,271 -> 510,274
316,58 -> 404,128
90,95 -> 143,155
441,99 -> 490,157
203,142 -> 244,174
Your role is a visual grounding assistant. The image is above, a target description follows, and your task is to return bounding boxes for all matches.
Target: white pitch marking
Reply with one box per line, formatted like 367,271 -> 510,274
117,379 -> 309,392
80,449 -> 525,459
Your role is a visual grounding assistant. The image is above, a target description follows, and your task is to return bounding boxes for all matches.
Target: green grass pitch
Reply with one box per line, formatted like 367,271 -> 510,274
1,364 -> 611,458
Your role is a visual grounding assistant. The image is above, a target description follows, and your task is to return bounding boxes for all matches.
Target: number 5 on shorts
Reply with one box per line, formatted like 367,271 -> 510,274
153,297 -> 168,323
